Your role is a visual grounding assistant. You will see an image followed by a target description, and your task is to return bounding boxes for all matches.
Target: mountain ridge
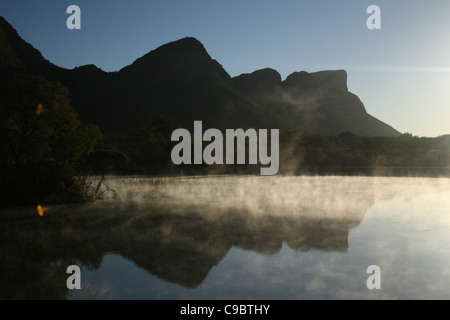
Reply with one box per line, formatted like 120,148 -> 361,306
0,16 -> 401,137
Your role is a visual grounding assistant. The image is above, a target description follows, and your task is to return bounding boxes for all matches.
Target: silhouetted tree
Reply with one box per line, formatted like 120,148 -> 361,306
125,115 -> 181,172
0,74 -> 102,206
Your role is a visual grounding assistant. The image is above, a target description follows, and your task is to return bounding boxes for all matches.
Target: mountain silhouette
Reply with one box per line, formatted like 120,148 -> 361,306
0,16 -> 400,136
232,68 -> 400,136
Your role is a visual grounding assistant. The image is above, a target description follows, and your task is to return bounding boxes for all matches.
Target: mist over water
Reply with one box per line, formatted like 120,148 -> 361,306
107,175 -> 372,217
1,175 -> 450,299
103,175 -> 450,221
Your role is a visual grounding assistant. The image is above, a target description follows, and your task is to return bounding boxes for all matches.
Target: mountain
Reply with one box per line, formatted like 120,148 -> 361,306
232,68 -> 399,136
0,16 -> 401,136
0,17 -> 62,80
92,37 -> 294,132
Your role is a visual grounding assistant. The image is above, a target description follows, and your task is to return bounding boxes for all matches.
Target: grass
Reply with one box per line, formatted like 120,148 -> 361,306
77,285 -> 110,300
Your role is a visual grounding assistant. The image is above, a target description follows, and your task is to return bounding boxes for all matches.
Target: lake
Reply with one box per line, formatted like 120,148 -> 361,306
1,175 -> 450,300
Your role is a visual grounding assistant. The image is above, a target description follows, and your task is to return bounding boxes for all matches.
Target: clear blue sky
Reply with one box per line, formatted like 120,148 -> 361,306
1,0 -> 449,137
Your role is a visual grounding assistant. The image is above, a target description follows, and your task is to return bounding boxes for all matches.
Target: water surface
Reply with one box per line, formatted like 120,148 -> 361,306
1,175 -> 449,299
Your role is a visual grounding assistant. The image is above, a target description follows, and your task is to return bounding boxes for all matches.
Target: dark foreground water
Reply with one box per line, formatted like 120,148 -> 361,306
1,175 -> 450,300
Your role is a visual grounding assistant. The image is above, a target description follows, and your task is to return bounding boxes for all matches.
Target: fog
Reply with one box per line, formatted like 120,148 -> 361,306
100,175 -> 449,218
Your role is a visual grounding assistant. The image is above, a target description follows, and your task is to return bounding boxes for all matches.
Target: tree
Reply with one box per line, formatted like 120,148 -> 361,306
0,74 -> 102,206
125,115 -> 181,171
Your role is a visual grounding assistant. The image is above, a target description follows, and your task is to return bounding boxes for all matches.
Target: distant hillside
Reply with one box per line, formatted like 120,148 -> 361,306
0,16 -> 401,137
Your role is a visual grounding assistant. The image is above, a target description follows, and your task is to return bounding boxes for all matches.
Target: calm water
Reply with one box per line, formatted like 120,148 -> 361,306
1,175 -> 450,300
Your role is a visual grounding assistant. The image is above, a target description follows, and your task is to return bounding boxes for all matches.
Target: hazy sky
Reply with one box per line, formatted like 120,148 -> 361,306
1,0 -> 449,137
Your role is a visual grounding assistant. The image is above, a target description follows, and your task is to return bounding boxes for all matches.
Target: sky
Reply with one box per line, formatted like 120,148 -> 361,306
1,0 -> 449,137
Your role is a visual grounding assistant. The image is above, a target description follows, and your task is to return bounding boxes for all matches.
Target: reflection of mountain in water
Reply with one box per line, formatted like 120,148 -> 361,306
95,211 -> 365,288
76,176 -> 375,288
0,176 -> 375,297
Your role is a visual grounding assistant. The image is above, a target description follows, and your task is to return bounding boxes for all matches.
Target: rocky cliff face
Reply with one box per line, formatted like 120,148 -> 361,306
0,16 -> 400,136
284,69 -> 348,92
232,68 -> 398,136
